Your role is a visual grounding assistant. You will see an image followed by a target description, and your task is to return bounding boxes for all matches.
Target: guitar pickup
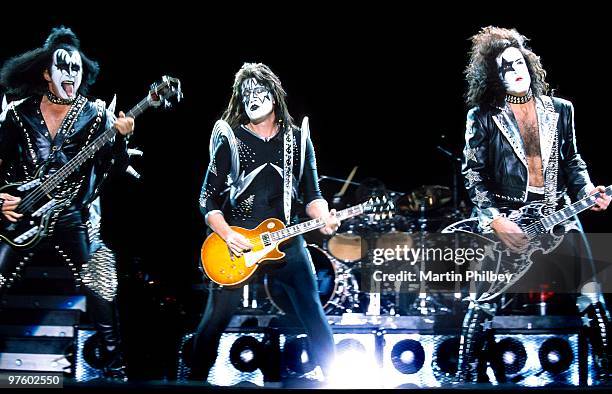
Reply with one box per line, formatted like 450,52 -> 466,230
14,226 -> 40,244
32,199 -> 57,217
17,179 -> 41,192
261,233 -> 272,247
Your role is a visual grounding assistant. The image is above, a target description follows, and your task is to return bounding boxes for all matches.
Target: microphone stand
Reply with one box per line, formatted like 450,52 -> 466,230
436,145 -> 462,215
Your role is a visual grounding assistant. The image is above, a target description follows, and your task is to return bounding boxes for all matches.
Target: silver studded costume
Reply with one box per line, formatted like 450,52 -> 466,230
457,95 -> 609,382
80,197 -> 118,302
0,96 -> 127,376
192,117 -> 335,380
199,117 -> 325,228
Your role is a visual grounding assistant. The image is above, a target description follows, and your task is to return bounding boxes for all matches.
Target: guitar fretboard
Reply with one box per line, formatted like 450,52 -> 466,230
39,96 -> 151,194
269,204 -> 365,242
541,185 -> 612,230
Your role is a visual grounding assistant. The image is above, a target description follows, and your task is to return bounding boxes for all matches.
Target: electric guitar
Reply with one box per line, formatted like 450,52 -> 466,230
442,185 -> 612,301
201,196 -> 394,286
0,76 -> 182,248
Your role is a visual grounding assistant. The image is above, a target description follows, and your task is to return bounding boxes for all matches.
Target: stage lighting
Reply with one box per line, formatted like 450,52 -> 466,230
493,334 -> 580,386
433,336 -> 460,379
538,337 -> 573,374
391,339 -> 425,374
207,332 -> 266,386
380,333 -> 460,388
496,337 -> 527,376
282,334 -> 316,376
75,330 -> 104,382
327,331 -> 380,388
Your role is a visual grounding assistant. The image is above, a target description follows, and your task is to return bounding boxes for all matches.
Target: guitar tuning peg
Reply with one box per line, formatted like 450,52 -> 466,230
382,195 -> 387,202
375,214 -> 380,221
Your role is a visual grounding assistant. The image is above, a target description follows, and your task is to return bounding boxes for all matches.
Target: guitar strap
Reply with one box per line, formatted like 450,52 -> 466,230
543,97 -> 559,216
283,125 -> 294,225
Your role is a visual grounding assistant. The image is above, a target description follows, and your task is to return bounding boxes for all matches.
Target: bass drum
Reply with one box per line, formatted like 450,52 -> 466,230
327,231 -> 365,263
264,244 -> 358,315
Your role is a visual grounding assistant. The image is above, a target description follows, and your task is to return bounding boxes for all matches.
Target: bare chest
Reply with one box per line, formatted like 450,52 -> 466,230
511,105 -> 544,187
40,105 -> 70,140
512,107 -> 540,158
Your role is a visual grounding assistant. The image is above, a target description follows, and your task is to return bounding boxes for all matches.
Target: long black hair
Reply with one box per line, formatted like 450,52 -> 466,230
222,62 -> 294,131
465,26 -> 549,108
0,26 -> 100,99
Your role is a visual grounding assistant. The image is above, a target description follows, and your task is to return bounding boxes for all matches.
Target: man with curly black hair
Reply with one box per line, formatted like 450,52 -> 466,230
457,26 -> 611,383
0,27 -> 134,380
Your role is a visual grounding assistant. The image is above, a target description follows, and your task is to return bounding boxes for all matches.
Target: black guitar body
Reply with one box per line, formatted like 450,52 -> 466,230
0,164 -> 77,249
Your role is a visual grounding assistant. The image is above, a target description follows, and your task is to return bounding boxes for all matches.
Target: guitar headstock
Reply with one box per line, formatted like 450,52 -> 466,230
148,76 -> 183,109
362,195 -> 395,220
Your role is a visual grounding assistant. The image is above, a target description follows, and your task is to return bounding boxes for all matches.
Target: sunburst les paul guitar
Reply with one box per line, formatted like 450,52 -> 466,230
0,76 -> 182,249
201,196 -> 394,286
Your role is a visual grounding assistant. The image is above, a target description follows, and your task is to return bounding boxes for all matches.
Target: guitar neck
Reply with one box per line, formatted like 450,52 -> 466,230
268,203 -> 366,243
40,96 -> 150,193
541,185 -> 612,230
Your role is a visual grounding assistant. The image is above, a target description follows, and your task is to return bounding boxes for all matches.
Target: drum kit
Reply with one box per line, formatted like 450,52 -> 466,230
240,173 -> 471,318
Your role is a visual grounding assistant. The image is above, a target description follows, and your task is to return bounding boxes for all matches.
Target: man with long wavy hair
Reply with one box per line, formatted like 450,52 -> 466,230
192,62 -> 338,383
457,26 -> 610,383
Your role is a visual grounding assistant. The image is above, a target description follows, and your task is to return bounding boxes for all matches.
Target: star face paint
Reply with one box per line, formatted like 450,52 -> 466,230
496,47 -> 531,96
241,78 -> 274,122
49,49 -> 82,100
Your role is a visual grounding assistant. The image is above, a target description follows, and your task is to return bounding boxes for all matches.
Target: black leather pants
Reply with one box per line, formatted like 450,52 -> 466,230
0,213 -> 122,369
191,235 -> 336,381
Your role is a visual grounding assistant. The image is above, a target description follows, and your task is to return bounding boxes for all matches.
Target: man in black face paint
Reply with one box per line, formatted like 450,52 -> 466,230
192,62 -> 339,383
0,27 -> 134,380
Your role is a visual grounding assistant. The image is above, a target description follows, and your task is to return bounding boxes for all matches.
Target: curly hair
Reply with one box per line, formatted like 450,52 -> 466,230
0,26 -> 99,99
222,62 -> 294,131
465,26 -> 548,108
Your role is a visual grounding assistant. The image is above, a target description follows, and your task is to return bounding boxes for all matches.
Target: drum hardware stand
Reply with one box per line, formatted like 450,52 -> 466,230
363,232 -> 382,316
318,174 -> 405,199
240,284 -> 260,310
332,166 -> 359,206
415,205 -> 434,315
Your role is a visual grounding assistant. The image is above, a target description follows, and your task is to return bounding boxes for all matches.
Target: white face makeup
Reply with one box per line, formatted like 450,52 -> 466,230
241,77 -> 274,122
49,49 -> 83,100
496,47 -> 531,96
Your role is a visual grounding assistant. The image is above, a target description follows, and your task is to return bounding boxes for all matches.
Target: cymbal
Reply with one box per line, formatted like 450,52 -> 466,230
398,185 -> 452,212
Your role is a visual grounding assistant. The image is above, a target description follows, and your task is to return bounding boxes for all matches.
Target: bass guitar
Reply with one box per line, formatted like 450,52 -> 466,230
0,76 -> 182,248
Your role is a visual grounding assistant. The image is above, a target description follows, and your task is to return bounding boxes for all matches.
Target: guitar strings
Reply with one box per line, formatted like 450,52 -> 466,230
18,93 -> 159,213
17,103 -> 146,213
237,210 -> 364,244
17,129 -> 114,213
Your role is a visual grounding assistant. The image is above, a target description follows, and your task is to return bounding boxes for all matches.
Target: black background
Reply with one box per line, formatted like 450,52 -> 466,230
1,8 -> 610,379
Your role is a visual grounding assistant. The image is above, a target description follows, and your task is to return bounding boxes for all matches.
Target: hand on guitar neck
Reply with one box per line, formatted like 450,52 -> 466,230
491,216 -> 529,253
589,185 -> 611,212
306,200 -> 341,236
115,111 -> 135,136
